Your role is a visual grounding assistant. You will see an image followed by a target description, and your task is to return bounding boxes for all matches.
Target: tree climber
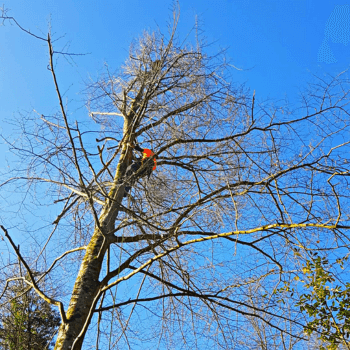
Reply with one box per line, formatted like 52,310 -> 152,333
122,143 -> 157,197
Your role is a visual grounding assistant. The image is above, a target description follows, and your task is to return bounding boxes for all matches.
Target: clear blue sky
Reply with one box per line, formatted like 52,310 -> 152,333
0,0 -> 349,295
1,0 -> 349,126
1,0 -> 348,226
0,0 -> 350,348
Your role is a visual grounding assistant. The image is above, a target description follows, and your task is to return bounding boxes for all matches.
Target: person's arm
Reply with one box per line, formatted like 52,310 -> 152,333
134,144 -> 144,153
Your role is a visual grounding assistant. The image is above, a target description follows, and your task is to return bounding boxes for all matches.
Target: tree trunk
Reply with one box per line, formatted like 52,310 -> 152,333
53,231 -> 106,349
54,138 -> 132,350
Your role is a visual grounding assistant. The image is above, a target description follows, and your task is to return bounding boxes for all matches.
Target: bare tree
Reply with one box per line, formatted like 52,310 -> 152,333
1,6 -> 350,350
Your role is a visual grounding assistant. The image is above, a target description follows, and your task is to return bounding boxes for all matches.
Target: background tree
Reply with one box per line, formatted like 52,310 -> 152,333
1,6 -> 350,350
296,255 -> 350,349
0,271 -> 60,350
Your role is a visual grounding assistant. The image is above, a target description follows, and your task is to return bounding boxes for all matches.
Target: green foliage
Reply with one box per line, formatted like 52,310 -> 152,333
296,254 -> 350,349
0,278 -> 61,350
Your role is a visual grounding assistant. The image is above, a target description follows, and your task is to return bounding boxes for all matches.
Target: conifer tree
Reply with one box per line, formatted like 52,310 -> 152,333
0,275 -> 60,350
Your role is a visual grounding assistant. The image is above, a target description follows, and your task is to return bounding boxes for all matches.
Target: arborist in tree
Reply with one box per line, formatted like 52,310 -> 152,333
122,142 -> 157,197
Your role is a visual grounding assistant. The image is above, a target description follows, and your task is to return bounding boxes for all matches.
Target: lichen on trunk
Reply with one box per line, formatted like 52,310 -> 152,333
54,138 -> 133,350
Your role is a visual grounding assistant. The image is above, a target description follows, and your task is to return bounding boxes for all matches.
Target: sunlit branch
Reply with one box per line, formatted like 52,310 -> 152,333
0,225 -> 68,324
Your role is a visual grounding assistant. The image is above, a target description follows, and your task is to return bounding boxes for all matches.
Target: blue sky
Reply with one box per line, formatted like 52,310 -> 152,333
1,0 -> 349,229
1,0 -> 350,348
1,0 -> 349,126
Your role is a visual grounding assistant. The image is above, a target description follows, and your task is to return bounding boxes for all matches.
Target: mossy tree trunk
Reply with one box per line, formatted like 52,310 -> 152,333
54,117 -> 136,349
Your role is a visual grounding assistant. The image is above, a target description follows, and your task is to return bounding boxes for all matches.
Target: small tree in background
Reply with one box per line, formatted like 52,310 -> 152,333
0,273 -> 61,350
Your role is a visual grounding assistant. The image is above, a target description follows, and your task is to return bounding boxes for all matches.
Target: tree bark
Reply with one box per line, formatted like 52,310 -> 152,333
54,136 -> 132,350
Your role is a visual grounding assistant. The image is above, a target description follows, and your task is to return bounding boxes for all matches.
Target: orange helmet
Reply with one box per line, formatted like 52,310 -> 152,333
142,148 -> 157,171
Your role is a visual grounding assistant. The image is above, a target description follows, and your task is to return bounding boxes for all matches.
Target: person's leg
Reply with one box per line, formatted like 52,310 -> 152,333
123,162 -> 141,197
123,186 -> 131,197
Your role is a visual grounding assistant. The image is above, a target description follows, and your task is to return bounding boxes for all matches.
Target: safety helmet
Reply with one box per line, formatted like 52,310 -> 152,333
142,148 -> 157,170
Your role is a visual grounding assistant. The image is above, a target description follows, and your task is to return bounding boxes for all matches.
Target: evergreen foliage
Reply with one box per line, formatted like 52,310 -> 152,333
0,277 -> 60,350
